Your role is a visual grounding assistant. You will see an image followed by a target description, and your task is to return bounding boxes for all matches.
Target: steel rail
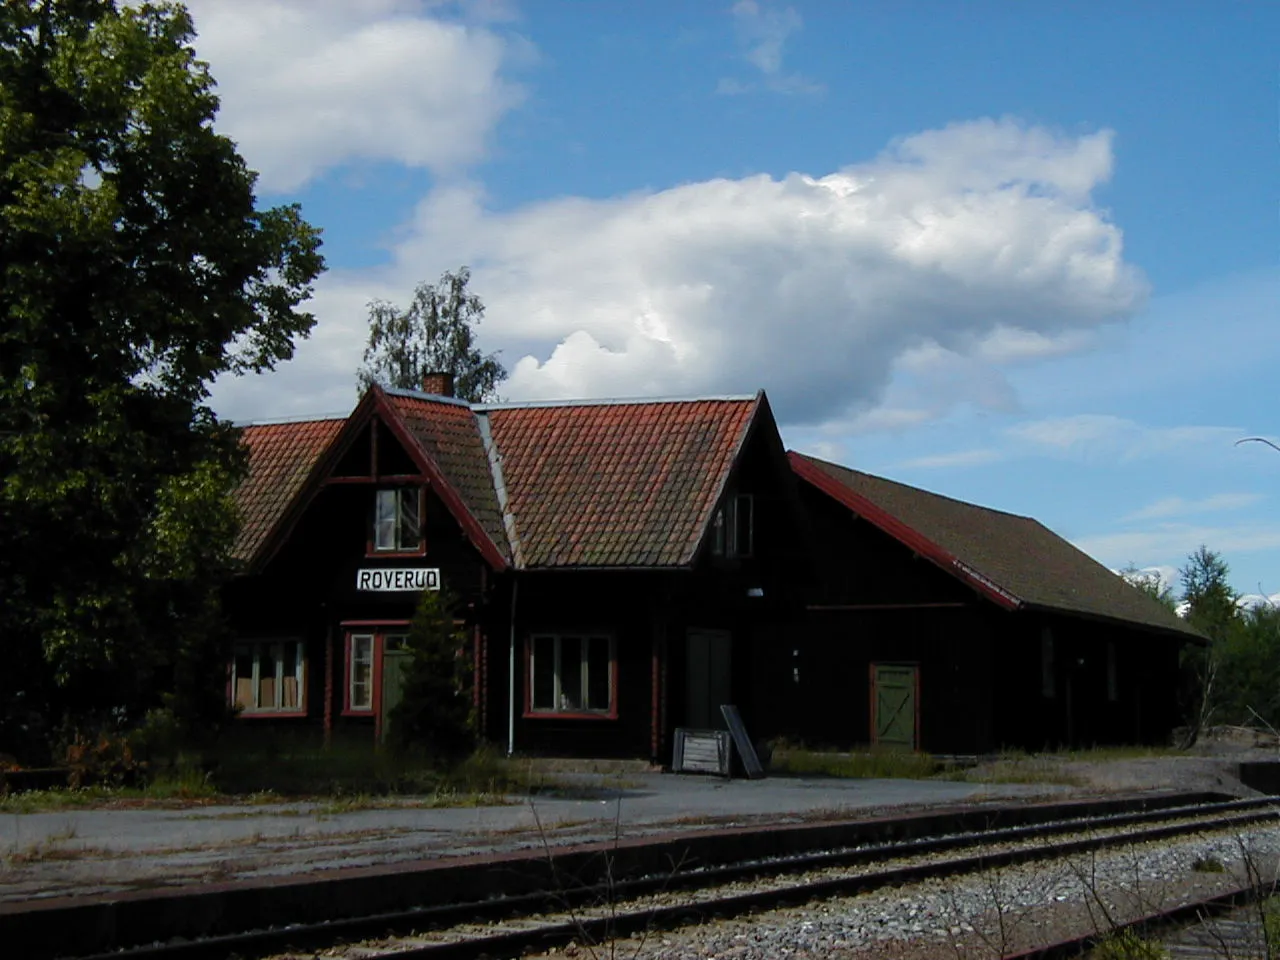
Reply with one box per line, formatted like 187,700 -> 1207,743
72,796 -> 1280,960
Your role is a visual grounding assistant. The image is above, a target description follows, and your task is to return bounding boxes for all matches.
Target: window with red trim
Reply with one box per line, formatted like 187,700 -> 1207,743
232,640 -> 305,714
529,634 -> 615,716
344,628 -> 408,714
372,487 -> 423,553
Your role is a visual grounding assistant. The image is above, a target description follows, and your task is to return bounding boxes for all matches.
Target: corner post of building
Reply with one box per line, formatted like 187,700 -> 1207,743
323,621 -> 334,749
507,577 -> 519,757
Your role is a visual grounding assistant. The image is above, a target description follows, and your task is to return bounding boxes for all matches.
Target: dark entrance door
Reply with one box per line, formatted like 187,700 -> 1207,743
871,663 -> 918,749
685,629 -> 732,729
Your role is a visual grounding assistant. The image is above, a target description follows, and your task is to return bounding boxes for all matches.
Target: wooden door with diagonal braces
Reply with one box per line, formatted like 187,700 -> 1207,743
871,663 -> 919,749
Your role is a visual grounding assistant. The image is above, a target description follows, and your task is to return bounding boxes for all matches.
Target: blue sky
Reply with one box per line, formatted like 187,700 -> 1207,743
196,1 -> 1280,599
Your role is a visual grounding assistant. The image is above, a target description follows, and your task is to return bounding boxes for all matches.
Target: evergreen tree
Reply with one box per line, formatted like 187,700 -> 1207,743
387,588 -> 475,758
1176,546 -> 1242,743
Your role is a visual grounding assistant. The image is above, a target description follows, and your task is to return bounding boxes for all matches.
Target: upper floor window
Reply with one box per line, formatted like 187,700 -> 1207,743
374,487 -> 422,552
711,493 -> 753,558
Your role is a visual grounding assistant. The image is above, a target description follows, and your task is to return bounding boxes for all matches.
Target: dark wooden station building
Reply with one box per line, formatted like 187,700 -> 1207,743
782,454 -> 1200,754
227,378 -> 1199,760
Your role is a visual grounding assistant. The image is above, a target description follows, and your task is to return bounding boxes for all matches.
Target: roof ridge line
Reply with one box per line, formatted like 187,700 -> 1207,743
381,385 -> 475,408
234,413 -> 349,427
474,393 -> 758,411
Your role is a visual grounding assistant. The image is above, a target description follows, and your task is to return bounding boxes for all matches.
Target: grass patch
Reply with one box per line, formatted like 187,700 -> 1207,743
204,732 -> 527,798
1056,745 -> 1187,762
1,736 -> 531,812
768,743 -> 942,780
945,756 -> 1086,787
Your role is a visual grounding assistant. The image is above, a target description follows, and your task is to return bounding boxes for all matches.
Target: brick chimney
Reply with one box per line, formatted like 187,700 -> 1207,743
422,371 -> 455,397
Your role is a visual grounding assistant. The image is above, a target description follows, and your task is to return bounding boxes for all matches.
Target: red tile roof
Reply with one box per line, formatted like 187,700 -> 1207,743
483,396 -> 760,568
790,452 -> 1200,639
233,418 -> 344,565
385,392 -> 510,560
231,390 -> 763,572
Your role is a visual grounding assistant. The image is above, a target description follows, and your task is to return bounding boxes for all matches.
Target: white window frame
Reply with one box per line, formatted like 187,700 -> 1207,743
232,640 -> 305,714
373,487 -> 423,552
348,633 -> 375,711
529,633 -> 615,716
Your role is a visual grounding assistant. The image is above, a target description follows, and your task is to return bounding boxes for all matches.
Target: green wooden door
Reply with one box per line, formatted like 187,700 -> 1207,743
872,663 -> 918,749
380,649 -> 413,744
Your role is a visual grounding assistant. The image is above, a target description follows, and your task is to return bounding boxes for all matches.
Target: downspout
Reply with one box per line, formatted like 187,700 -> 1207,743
508,578 -> 518,757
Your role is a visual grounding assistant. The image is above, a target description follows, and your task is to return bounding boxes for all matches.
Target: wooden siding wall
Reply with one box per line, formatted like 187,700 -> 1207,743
504,572 -> 664,759
790,483 -> 1184,754
798,485 -> 974,607
990,612 -> 1181,750
762,607 -> 996,753
226,481 -> 492,737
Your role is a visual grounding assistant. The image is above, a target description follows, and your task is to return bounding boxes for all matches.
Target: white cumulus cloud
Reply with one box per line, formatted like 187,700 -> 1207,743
212,119 -> 1148,425
187,0 -> 526,192
1008,416 -> 1240,462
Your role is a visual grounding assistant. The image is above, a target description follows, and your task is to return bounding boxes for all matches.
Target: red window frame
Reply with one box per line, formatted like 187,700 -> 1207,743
523,632 -> 619,720
341,621 -> 410,718
365,486 -> 427,558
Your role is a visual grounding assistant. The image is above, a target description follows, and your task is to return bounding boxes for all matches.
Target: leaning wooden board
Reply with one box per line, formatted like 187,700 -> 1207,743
721,704 -> 765,779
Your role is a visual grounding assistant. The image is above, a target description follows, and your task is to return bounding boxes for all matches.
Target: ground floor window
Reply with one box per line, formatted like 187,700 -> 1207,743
344,628 -> 408,714
529,633 -> 615,716
232,640 -> 305,714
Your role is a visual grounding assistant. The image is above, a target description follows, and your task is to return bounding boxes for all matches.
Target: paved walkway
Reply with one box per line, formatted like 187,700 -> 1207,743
0,773 -> 1076,904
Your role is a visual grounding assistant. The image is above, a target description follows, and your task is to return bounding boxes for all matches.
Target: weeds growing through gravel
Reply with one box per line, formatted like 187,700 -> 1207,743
1089,928 -> 1169,960
530,792 -> 689,960
1194,854 -> 1228,873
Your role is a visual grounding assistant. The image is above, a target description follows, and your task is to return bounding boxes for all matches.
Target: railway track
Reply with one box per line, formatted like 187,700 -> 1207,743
48,793 -> 1280,960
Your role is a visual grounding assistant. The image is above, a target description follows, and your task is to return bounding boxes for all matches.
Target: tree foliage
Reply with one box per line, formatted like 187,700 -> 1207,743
1216,603 -> 1280,729
357,267 -> 506,403
387,588 -> 475,758
1180,546 -> 1239,644
1118,565 -> 1177,612
0,1 -> 324,757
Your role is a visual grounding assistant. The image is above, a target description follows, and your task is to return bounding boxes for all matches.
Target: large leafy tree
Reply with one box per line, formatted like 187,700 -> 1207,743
0,1 -> 324,756
358,267 -> 506,403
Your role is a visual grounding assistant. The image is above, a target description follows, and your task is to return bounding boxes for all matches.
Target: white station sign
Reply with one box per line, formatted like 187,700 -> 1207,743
356,568 -> 440,592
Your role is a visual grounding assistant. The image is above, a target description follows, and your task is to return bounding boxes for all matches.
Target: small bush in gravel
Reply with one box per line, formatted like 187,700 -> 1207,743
1090,929 -> 1169,960
1191,854 -> 1226,873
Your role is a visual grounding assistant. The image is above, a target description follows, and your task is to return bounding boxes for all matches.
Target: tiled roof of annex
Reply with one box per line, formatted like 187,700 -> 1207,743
790,452 -> 1200,639
480,394 -> 761,568
233,417 -> 345,564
